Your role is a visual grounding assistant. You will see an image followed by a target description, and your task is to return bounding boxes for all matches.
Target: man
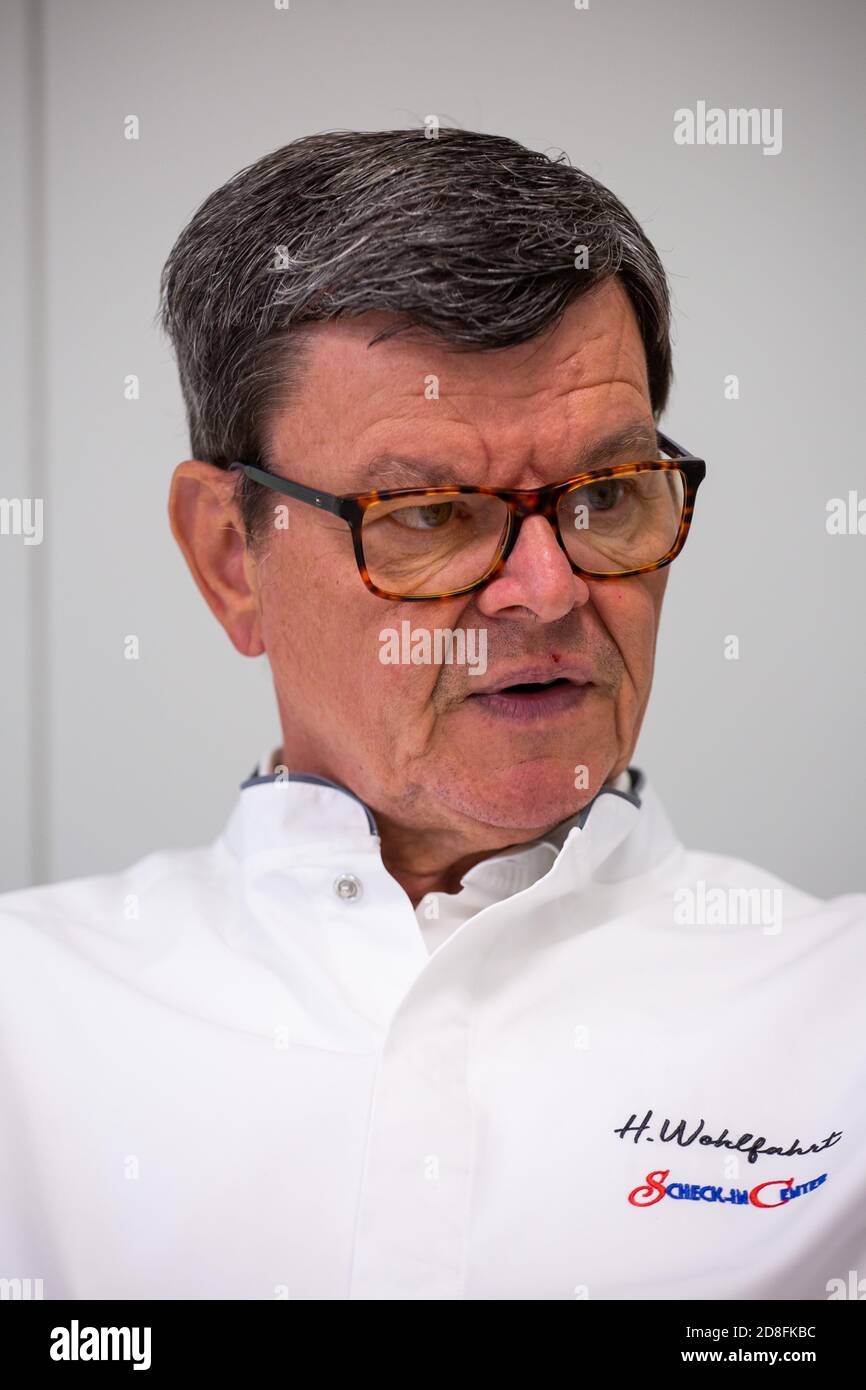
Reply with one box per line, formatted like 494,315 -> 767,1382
1,128 -> 863,1301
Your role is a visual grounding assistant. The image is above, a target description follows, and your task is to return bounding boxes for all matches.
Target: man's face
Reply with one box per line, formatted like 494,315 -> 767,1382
248,278 -> 667,845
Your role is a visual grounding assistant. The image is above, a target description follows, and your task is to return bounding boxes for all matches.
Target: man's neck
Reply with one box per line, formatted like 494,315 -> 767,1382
376,818 -> 547,908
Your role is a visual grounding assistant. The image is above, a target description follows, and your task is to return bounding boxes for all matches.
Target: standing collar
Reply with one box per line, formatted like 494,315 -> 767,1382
240,766 -> 378,834
225,755 -> 651,870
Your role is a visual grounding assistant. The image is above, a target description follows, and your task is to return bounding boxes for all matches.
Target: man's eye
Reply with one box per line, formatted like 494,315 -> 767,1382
392,502 -> 455,530
584,480 -> 627,511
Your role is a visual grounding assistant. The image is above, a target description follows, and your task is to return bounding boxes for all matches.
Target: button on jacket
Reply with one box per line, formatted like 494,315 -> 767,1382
0,766 -> 864,1300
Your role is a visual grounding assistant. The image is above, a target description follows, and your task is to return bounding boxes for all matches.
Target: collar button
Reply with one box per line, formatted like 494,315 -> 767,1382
334,873 -> 363,902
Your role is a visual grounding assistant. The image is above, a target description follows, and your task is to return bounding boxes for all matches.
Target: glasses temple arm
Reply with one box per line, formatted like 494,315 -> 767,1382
229,462 -> 344,516
655,429 -> 697,460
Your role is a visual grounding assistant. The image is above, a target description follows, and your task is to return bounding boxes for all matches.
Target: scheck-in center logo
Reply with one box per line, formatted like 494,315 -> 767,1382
628,1168 -> 828,1209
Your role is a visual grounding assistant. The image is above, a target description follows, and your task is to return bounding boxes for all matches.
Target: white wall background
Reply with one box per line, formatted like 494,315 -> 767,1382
1,0 -> 864,896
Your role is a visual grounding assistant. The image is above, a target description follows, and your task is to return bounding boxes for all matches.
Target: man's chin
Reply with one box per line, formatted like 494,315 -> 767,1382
427,756 -> 607,836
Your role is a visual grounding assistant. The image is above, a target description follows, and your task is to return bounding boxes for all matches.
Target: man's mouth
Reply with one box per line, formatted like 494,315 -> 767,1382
466,665 -> 595,721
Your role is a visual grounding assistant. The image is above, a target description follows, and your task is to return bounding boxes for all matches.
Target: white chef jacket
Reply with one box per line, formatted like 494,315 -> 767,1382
0,762 -> 864,1301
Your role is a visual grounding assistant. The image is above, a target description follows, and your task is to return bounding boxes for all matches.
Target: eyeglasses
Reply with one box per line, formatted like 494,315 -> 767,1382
230,430 -> 705,602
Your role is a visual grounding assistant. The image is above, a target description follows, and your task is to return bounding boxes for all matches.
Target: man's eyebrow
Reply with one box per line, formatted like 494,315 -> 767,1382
575,421 -> 661,470
366,454 -> 459,487
364,420 -> 660,489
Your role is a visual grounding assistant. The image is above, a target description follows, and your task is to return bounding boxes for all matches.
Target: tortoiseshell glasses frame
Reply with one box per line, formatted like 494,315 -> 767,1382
230,429 -> 706,602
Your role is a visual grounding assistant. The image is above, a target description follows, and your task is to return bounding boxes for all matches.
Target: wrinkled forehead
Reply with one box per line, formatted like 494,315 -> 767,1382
289,279 -> 648,409
267,279 -> 653,490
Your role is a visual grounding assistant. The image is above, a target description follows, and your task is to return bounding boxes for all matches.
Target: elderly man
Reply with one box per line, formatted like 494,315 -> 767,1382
1,128 -> 863,1302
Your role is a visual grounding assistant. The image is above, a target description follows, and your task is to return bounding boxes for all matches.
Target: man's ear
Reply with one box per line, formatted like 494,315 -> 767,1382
168,460 -> 265,657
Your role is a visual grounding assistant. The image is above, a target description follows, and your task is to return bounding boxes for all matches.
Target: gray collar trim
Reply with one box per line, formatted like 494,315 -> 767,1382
576,766 -> 644,825
240,769 -> 379,834
240,765 -> 644,838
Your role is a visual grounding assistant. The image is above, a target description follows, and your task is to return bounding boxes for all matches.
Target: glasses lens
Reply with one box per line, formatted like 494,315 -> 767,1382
557,467 -> 686,574
360,492 -> 509,597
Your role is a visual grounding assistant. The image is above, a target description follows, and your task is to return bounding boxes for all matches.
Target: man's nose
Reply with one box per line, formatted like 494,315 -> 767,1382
475,514 -> 591,622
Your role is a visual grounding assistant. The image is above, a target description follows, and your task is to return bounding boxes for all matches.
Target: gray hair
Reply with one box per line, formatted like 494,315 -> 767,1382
158,127 -> 673,540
